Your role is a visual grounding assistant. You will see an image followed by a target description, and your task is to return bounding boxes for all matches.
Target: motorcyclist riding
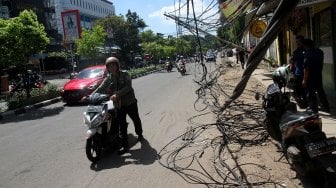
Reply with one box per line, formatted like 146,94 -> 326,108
166,57 -> 173,72
176,56 -> 186,75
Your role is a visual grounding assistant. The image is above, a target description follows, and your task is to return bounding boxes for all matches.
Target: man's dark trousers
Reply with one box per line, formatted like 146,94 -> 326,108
117,102 -> 143,147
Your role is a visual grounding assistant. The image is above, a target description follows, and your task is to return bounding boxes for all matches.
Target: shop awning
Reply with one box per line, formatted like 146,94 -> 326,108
219,0 -> 252,23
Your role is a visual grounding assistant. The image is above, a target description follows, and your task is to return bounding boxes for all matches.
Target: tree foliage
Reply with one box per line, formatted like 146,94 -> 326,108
140,30 -> 157,43
217,16 -> 245,45
95,11 -> 147,66
0,10 -> 49,70
140,29 -> 197,61
75,25 -> 106,64
95,10 -> 221,64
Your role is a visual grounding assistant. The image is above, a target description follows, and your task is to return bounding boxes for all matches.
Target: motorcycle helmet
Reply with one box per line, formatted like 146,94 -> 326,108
272,65 -> 290,89
105,57 -> 120,70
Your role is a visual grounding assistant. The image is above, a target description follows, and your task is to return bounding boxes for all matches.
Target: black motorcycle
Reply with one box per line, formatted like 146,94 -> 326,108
256,67 -> 336,186
166,61 -> 173,72
83,93 -> 121,162
9,71 -> 47,96
177,62 -> 186,76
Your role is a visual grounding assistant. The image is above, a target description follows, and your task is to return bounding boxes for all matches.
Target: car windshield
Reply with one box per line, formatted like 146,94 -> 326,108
77,68 -> 104,79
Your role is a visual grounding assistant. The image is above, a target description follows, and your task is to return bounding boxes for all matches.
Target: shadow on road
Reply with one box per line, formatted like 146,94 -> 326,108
0,106 -> 65,124
90,134 -> 158,171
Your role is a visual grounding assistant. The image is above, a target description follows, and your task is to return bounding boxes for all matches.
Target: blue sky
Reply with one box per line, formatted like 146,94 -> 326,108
112,0 -> 219,37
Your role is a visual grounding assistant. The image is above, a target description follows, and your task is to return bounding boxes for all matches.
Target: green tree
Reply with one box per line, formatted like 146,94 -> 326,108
217,16 -> 245,45
140,30 -> 157,43
140,33 -> 197,61
75,25 -> 106,65
163,45 -> 176,58
95,15 -> 126,56
96,11 -> 147,67
0,10 -> 49,70
175,38 -> 192,56
142,42 -> 163,62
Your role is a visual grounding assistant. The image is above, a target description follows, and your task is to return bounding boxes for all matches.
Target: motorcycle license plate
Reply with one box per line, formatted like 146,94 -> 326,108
305,137 -> 336,158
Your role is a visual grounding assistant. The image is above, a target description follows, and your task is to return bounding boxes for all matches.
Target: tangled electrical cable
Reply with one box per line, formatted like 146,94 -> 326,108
158,64 -> 286,187
159,0 -> 301,187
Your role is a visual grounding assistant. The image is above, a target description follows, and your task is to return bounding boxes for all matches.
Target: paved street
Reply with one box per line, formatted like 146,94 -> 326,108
1,59 -> 335,188
0,63 -> 214,188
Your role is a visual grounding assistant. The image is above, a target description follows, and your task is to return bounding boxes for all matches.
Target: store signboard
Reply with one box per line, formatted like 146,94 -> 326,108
0,6 -> 9,19
249,20 -> 267,38
297,0 -> 330,7
61,10 -> 81,43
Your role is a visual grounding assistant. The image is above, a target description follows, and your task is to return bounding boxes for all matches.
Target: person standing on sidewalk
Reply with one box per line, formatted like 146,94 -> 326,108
236,48 -> 246,69
290,35 -> 307,108
302,39 -> 330,113
91,57 -> 144,153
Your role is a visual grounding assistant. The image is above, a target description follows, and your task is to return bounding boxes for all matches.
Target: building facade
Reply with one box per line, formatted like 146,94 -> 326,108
240,0 -> 335,94
285,0 -> 336,94
54,0 -> 115,38
0,0 -> 115,45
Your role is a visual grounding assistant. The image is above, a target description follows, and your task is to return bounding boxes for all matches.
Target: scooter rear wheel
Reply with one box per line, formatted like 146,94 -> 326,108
86,136 -> 103,162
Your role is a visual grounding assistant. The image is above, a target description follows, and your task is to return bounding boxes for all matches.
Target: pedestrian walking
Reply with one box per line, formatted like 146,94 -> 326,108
302,39 -> 330,113
236,48 -> 246,69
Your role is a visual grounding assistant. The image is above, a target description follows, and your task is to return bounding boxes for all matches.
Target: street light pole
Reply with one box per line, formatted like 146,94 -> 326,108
70,42 -> 75,73
106,27 -> 114,56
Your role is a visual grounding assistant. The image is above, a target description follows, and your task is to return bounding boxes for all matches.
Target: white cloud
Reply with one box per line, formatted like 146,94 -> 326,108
148,0 -> 219,25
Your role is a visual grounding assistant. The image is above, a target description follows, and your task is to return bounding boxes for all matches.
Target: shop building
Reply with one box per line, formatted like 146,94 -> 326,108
284,0 -> 336,93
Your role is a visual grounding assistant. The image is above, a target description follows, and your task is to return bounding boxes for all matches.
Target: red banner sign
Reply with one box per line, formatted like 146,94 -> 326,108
61,10 -> 81,43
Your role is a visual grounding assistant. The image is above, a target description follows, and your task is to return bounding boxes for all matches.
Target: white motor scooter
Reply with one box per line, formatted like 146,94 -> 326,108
83,93 -> 120,162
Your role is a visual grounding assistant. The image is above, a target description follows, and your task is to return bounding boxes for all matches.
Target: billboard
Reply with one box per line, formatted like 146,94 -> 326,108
61,10 -> 81,43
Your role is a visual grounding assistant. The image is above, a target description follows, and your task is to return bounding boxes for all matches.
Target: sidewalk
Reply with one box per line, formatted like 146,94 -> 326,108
223,55 -> 336,137
252,66 -> 336,138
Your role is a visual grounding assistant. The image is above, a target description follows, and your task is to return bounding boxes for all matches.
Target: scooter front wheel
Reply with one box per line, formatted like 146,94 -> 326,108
86,136 -> 103,162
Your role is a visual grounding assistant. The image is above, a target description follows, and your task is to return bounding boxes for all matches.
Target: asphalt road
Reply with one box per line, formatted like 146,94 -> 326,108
0,62 -> 218,188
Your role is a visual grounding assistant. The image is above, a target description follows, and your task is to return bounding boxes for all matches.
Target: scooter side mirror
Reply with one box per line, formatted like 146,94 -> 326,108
255,92 -> 260,100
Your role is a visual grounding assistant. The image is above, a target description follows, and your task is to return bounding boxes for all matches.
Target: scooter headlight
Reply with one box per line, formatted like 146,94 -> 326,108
83,112 -> 103,129
90,114 -> 103,128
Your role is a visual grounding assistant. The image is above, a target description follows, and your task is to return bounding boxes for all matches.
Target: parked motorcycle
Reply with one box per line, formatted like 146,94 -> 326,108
255,66 -> 336,186
83,93 -> 120,162
9,71 -> 47,96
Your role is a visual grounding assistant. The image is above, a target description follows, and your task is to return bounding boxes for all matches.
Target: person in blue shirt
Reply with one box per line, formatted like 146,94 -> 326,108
302,39 -> 330,113
290,35 -> 307,108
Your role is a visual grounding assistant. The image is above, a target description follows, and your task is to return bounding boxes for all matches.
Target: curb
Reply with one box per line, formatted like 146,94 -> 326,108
0,68 -> 165,121
0,97 -> 62,121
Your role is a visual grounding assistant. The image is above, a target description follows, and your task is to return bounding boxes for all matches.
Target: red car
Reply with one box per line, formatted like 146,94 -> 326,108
60,65 -> 107,104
